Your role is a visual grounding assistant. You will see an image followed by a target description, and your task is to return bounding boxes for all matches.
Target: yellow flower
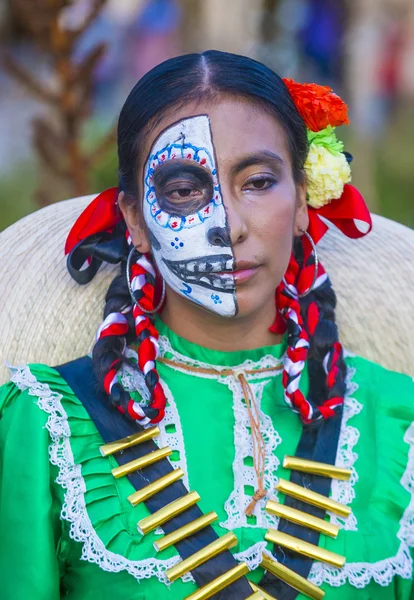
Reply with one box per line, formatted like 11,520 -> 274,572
305,143 -> 351,209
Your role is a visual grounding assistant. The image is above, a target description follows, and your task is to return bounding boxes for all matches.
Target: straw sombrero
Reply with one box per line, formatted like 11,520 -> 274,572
0,195 -> 413,384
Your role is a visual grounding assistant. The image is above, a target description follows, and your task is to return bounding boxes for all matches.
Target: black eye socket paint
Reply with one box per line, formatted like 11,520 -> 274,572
153,160 -> 214,216
153,160 -> 213,188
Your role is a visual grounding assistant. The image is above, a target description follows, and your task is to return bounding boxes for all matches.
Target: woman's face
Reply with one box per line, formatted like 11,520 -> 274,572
121,97 -> 308,321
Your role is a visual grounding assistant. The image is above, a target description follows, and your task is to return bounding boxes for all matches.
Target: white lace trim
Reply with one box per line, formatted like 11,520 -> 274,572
234,541 -> 269,571
9,364 -> 180,587
159,334 -> 283,375
121,349 -> 189,491
219,377 -> 282,530
309,542 -> 413,588
329,365 -> 361,531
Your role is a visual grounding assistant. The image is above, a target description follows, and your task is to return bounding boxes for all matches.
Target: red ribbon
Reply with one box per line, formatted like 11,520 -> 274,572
307,183 -> 372,247
65,187 -> 120,255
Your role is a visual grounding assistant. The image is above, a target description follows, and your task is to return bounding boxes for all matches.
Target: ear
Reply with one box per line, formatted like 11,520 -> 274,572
118,191 -> 151,253
293,177 -> 309,236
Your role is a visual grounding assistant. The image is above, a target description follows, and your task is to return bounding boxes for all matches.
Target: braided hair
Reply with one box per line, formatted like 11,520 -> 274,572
91,50 -> 346,427
273,239 -> 346,424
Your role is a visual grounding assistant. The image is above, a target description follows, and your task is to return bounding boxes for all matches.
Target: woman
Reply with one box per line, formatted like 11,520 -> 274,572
0,51 -> 413,600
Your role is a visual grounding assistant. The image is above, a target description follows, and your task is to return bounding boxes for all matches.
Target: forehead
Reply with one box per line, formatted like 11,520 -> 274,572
140,97 -> 291,169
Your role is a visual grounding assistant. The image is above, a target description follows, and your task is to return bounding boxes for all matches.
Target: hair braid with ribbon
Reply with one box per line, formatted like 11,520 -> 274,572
92,231 -> 166,427
272,236 -> 346,424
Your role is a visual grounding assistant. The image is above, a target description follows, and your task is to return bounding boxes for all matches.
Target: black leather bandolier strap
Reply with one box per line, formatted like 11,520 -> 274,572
55,356 -> 344,600
54,356 -> 254,599
259,410 -> 343,599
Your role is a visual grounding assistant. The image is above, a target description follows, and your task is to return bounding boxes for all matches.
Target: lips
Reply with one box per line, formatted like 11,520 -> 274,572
163,254 -> 235,293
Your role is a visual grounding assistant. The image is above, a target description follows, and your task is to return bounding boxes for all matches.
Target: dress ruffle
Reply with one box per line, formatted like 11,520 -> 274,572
7,363 -> 184,587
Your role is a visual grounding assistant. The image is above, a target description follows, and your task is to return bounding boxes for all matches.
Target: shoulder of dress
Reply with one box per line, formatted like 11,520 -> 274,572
0,361 -> 86,418
343,350 -> 413,409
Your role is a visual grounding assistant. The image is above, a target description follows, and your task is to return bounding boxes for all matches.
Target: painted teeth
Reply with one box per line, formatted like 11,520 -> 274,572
184,259 -> 229,274
163,255 -> 235,293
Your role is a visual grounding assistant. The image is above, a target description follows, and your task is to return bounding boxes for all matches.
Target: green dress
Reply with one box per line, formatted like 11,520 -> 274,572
0,318 -> 413,600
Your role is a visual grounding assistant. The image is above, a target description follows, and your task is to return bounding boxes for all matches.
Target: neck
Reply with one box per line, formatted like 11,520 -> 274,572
160,291 -> 282,351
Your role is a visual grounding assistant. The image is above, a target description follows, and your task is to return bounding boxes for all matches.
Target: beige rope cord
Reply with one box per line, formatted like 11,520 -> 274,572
0,194 -> 413,385
158,356 -> 283,378
237,373 -> 267,515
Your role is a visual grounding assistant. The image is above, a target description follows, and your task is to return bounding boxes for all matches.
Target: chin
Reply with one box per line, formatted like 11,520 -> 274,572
232,287 -> 276,321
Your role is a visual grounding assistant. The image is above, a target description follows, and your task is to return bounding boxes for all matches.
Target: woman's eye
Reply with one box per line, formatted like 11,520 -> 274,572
164,186 -> 203,202
153,163 -> 214,215
243,177 -> 276,191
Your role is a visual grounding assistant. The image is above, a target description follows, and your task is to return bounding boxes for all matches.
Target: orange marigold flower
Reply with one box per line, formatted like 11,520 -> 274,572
283,78 -> 350,132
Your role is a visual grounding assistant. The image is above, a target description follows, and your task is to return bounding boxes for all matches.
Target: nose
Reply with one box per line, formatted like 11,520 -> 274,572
207,226 -> 232,247
223,195 -> 248,246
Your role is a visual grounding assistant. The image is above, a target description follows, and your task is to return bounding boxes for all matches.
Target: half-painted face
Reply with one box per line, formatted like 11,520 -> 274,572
142,115 -> 236,317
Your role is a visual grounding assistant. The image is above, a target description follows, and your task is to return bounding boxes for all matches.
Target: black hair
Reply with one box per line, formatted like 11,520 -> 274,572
117,50 -> 308,198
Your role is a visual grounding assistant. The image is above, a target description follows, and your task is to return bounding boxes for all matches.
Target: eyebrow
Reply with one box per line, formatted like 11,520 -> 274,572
229,150 -> 284,177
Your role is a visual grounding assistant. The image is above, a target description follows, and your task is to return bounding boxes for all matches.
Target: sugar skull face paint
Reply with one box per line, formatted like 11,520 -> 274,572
142,115 -> 237,317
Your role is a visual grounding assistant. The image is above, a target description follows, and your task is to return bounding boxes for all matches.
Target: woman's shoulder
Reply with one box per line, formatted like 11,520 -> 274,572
0,361 -> 87,427
344,350 -> 413,414
343,351 -> 413,476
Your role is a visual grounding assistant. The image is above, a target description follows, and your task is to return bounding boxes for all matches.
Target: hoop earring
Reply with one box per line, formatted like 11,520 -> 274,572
298,229 -> 319,298
126,247 -> 166,314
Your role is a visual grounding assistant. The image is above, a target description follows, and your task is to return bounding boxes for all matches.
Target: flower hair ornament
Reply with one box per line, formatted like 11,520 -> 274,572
269,79 -> 372,423
64,77 -> 372,428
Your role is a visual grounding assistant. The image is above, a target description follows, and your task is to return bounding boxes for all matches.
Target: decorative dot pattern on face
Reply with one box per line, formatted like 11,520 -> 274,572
211,293 -> 223,305
170,237 -> 185,250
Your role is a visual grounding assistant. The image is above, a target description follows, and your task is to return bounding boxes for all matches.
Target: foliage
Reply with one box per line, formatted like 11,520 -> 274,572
3,0 -> 115,206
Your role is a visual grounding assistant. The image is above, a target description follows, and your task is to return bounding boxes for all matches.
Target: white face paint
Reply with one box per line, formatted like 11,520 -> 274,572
142,115 -> 237,317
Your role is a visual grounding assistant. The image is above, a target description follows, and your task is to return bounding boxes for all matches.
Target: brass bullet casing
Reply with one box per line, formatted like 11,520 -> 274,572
100,426 -> 160,457
261,553 -> 325,600
266,500 -> 339,538
166,532 -> 238,582
283,456 -> 351,481
137,491 -> 200,535
128,469 -> 184,507
154,511 -> 218,552
246,592 -> 264,599
249,582 -> 279,599
111,446 -> 172,479
184,562 -> 249,600
276,479 -> 351,518
265,529 -> 346,569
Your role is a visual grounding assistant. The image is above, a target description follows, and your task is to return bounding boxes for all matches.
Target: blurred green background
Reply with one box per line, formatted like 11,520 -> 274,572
0,0 -> 413,231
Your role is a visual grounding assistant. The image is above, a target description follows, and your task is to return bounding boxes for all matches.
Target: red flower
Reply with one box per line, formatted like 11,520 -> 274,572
283,78 -> 350,132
